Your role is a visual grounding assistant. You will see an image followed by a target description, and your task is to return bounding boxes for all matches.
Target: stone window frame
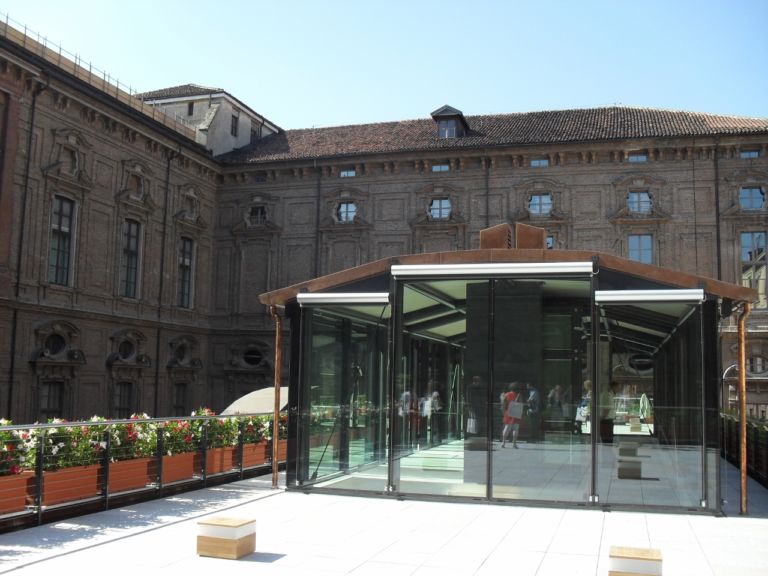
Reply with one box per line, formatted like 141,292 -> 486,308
322,187 -> 369,228
611,174 -> 668,221
248,205 -> 268,226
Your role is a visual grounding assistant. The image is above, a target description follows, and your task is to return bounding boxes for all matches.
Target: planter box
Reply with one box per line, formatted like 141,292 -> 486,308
109,457 -> 155,493
162,452 -> 201,484
205,447 -> 238,475
241,441 -> 268,468
33,464 -> 101,507
0,471 -> 34,515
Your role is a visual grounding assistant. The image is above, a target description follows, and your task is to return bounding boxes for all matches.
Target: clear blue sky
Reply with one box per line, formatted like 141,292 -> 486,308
3,0 -> 767,130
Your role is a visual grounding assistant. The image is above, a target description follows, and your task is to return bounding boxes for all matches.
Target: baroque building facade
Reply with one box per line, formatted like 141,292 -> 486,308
1,22 -> 767,423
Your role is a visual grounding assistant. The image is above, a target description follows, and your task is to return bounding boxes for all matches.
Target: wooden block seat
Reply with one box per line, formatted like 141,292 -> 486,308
197,516 -> 256,559
619,442 -> 639,457
609,545 -> 662,575
618,459 -> 642,479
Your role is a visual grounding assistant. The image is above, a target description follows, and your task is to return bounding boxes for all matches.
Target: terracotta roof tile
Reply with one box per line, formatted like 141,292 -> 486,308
220,106 -> 768,164
137,83 -> 223,100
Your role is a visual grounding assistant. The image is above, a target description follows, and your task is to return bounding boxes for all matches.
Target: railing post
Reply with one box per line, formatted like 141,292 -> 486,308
35,431 -> 44,526
201,423 -> 208,487
102,429 -> 111,510
238,421 -> 245,480
156,426 -> 164,491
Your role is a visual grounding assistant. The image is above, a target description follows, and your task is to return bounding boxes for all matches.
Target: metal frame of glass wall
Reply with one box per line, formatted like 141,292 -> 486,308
286,263 -> 722,513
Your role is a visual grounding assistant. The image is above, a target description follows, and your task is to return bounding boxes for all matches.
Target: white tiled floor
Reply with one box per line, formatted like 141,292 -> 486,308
1,466 -> 767,576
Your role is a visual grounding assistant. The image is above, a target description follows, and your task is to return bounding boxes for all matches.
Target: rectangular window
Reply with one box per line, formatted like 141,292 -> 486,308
529,193 -> 553,216
340,168 -> 356,178
739,187 -> 765,210
741,232 -> 766,308
546,236 -> 554,249
337,201 -> 357,223
628,191 -> 652,213
740,149 -> 760,159
114,382 -> 133,419
628,151 -> 648,163
120,219 -> 141,298
249,205 -> 267,225
173,383 -> 187,417
628,234 -> 653,264
429,197 -> 451,220
40,381 -> 63,421
48,195 -> 75,286
530,157 -> 549,167
431,163 -> 450,172
187,101 -> 194,116
438,119 -> 457,138
230,114 -> 239,137
178,237 -> 194,308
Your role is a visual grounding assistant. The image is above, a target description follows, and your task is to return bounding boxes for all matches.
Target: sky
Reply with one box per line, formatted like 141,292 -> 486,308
2,0 -> 767,130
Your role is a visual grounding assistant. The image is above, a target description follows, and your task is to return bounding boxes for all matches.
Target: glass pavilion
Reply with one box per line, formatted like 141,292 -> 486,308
259,225 -> 754,513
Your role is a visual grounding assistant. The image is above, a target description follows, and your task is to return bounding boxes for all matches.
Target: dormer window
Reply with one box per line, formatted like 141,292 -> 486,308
438,119 -> 456,138
430,105 -> 468,138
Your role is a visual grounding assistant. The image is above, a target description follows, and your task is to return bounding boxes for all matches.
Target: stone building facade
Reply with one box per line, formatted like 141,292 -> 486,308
1,23 -> 767,423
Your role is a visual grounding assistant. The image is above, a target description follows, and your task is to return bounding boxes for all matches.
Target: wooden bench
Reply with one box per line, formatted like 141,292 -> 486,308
197,516 -> 256,559
609,545 -> 662,575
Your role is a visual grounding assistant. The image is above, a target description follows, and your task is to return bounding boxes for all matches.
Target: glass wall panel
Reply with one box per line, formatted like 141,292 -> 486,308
596,302 -> 704,508
298,306 -> 388,491
394,279 -> 489,497
490,278 -> 591,503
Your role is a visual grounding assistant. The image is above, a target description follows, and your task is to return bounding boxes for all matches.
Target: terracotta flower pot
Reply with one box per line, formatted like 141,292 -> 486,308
162,452 -> 201,484
205,447 -> 238,475
0,471 -> 34,515
108,457 -> 155,493
241,441 -> 268,468
33,465 -> 101,506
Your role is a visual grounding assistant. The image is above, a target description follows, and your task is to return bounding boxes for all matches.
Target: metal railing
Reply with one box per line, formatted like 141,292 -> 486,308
721,413 -> 768,488
0,12 -> 197,140
0,413 -> 286,532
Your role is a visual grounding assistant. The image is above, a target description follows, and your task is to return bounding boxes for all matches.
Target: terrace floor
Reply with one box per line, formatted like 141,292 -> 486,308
0,461 -> 766,576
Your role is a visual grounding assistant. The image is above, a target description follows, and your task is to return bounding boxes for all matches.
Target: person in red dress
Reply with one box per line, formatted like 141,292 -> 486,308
501,382 -> 521,448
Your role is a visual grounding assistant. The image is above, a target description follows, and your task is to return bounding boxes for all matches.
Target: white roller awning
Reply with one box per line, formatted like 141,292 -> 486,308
391,262 -> 594,278
297,292 -> 390,306
595,289 -> 705,303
